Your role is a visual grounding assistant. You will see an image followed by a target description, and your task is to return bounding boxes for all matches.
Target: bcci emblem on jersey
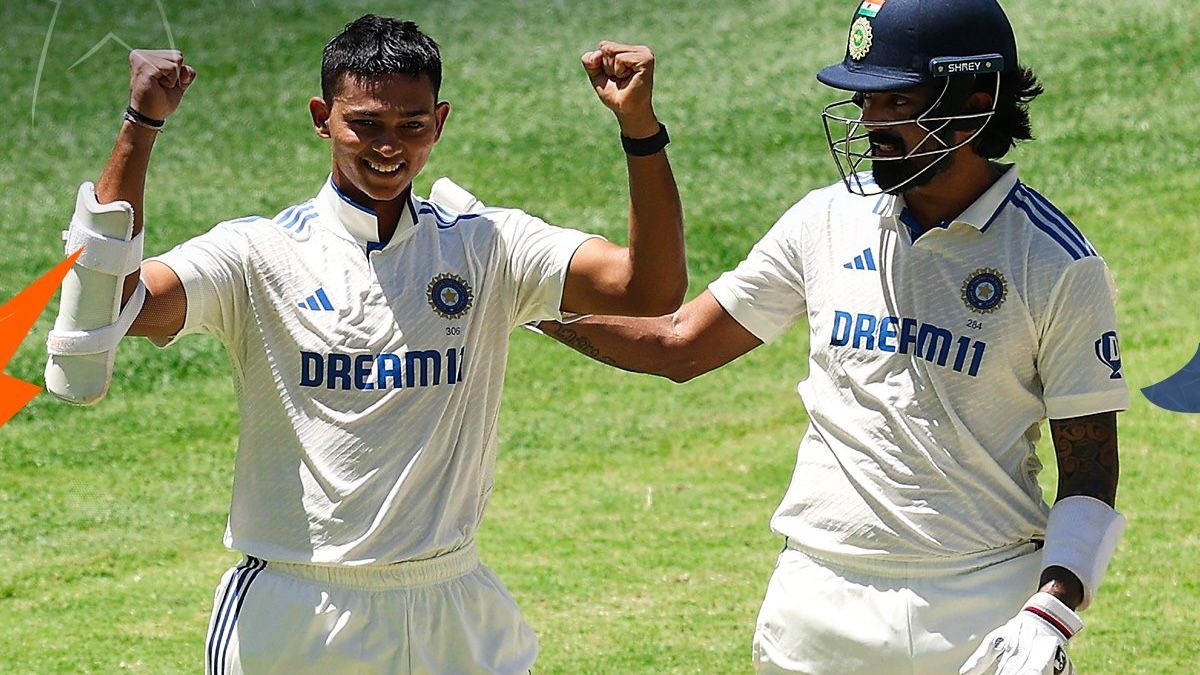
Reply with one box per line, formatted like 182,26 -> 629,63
961,268 -> 1007,314
427,273 -> 473,319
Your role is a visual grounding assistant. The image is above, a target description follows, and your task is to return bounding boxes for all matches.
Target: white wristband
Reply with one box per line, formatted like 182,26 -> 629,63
1042,495 -> 1126,610
1023,591 -> 1084,641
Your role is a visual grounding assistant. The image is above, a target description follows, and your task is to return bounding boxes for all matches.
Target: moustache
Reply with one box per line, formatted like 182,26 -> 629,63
868,131 -> 907,156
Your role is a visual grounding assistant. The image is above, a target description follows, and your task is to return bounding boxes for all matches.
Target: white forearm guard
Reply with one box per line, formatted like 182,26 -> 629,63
44,182 -> 147,405
1042,495 -> 1126,610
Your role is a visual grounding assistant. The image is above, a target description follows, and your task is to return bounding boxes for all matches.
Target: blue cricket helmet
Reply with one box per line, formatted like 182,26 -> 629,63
817,0 -> 1023,195
817,0 -> 1018,93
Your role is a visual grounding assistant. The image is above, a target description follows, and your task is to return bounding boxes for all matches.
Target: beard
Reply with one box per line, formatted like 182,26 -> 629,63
868,130 -> 954,195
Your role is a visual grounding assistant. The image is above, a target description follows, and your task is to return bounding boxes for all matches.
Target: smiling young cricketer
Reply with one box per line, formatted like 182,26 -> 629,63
68,14 -> 685,674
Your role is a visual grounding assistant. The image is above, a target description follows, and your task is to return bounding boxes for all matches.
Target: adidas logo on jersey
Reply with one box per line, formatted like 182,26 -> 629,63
842,248 -> 877,271
297,288 -> 335,312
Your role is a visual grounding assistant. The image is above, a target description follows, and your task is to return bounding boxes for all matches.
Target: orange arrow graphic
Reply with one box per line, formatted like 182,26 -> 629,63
0,249 -> 81,428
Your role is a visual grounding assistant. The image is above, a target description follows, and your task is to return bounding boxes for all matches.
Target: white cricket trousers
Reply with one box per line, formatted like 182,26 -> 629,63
204,542 -> 538,674
752,542 -> 1043,674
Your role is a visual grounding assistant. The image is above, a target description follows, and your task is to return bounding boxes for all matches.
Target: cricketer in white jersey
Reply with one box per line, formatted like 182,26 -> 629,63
152,177 -> 598,566
542,169 -> 1127,672
70,15 -> 685,675
709,166 -> 1127,565
536,1 -> 1128,673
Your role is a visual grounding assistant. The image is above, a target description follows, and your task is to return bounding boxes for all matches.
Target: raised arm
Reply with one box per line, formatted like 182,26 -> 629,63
103,49 -> 196,339
538,291 -> 761,382
561,42 -> 686,317
45,50 -> 198,404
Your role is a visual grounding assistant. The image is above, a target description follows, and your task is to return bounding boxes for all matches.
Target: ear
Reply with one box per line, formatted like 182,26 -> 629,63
953,91 -> 996,134
433,101 -> 451,143
309,96 -> 332,139
965,91 -> 995,115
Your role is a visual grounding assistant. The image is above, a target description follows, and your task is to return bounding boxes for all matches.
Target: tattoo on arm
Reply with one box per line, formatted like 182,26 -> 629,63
1050,412 -> 1119,506
542,323 -> 619,367
1040,412 -> 1120,608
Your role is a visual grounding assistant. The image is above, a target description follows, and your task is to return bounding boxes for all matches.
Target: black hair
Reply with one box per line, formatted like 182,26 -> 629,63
321,15 -> 442,103
920,65 -> 1043,159
971,65 -> 1044,159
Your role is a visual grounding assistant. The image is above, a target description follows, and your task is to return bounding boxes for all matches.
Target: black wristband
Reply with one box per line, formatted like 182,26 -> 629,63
620,123 -> 669,156
124,106 -> 165,130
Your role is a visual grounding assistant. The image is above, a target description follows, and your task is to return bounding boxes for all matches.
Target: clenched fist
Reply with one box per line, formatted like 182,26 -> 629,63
582,41 -> 659,138
127,49 -> 196,122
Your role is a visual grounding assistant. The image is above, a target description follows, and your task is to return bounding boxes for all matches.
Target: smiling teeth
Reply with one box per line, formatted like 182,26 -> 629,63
367,161 -> 400,173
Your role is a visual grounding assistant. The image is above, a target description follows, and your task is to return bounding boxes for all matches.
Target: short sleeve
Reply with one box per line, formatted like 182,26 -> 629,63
496,209 -> 601,327
707,203 -> 808,344
146,219 -> 251,345
1038,256 -> 1130,418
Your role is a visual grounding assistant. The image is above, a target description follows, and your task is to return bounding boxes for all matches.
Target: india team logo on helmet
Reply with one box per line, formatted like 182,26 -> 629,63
961,267 -> 1007,314
427,273 -> 473,319
848,17 -> 874,60
848,0 -> 884,61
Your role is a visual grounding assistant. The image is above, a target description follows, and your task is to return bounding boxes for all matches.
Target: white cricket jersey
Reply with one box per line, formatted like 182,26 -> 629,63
151,177 -> 597,565
708,166 -> 1129,564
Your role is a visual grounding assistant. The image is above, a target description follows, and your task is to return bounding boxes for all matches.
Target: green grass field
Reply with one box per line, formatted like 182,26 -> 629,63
2,0 -> 1198,672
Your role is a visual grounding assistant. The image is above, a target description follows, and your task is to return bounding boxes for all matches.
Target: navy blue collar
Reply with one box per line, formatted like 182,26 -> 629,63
898,208 -> 950,241
890,164 -> 1019,240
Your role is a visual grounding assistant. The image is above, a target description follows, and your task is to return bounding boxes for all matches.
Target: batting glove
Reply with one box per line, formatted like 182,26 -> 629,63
959,592 -> 1082,675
